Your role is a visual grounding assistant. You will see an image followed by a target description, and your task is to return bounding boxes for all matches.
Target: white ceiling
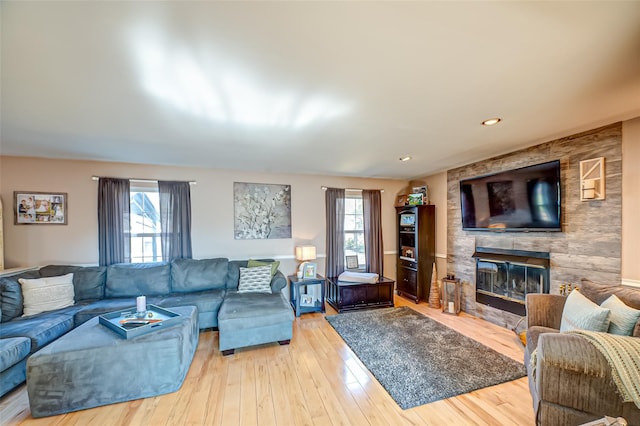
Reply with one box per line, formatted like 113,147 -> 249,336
2,1 -> 640,180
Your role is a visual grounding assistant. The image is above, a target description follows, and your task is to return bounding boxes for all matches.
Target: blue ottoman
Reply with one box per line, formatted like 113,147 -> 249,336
26,305 -> 198,418
218,292 -> 293,355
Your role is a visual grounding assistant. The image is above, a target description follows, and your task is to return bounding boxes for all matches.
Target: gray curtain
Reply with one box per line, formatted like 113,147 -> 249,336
325,188 -> 345,278
98,178 -> 130,266
158,180 -> 192,261
363,189 -> 384,276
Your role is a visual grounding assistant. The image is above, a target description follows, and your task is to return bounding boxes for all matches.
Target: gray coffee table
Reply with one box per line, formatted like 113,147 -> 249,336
26,305 -> 198,418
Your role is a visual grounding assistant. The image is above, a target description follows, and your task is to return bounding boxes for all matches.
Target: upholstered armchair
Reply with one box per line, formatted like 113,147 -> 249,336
524,281 -> 640,426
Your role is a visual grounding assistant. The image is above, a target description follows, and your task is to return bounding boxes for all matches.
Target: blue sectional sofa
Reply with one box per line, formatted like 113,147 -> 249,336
0,258 -> 293,398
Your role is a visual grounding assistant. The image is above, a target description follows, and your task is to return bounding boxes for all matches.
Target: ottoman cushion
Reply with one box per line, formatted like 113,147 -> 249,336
218,292 -> 293,331
27,305 -> 198,418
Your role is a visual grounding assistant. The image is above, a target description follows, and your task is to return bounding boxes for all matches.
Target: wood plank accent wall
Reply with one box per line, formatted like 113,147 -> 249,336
446,123 -> 622,328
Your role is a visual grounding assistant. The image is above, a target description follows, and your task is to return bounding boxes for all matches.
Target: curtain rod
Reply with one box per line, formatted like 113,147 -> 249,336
91,176 -> 197,185
321,186 -> 384,192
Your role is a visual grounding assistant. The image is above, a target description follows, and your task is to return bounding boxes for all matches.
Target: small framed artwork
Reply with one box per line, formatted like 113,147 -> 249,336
407,193 -> 424,205
302,262 -> 317,279
14,192 -> 67,225
395,194 -> 408,207
346,255 -> 359,269
300,293 -> 314,307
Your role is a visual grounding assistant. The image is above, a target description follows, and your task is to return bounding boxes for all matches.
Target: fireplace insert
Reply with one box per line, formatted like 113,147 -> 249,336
473,247 -> 550,316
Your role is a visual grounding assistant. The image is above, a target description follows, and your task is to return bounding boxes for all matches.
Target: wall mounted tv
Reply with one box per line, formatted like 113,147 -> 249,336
460,160 -> 561,232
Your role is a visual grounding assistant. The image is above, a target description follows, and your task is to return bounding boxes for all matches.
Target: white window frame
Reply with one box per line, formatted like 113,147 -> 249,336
344,191 -> 366,270
129,183 -> 162,263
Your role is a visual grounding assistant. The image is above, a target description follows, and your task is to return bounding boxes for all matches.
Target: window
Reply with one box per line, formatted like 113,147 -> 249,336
129,187 -> 162,263
344,193 -> 365,269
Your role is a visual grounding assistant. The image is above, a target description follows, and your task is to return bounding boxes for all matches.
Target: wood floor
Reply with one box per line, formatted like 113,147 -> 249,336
0,295 -> 534,425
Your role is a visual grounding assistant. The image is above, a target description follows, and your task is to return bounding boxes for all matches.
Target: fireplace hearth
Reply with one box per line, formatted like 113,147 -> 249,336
473,247 -> 550,316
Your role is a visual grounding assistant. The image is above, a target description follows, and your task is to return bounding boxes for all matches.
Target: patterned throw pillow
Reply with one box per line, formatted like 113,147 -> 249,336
237,266 -> 272,294
560,289 -> 611,333
18,273 -> 75,316
601,294 -> 640,335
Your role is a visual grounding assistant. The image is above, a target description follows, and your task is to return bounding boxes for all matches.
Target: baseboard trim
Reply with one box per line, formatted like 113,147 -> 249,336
622,278 -> 640,288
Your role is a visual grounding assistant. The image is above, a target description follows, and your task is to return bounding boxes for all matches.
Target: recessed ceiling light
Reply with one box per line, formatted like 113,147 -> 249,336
482,118 -> 501,126
399,156 -> 412,162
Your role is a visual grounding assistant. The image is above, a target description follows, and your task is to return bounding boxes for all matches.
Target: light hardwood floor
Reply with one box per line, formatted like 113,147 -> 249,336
0,295 -> 534,425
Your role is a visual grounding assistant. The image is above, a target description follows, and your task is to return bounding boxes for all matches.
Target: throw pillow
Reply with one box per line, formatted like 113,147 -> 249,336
238,266 -> 272,294
601,294 -> 640,336
247,259 -> 280,278
0,270 -> 41,322
560,290 -> 611,333
18,273 -> 75,317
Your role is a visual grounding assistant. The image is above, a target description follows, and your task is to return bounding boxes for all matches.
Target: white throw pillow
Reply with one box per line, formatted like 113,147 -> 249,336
18,273 -> 75,316
237,266 -> 272,294
601,294 -> 640,336
560,289 -> 611,333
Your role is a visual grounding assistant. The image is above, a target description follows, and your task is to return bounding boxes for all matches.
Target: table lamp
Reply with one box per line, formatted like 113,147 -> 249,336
295,245 -> 316,278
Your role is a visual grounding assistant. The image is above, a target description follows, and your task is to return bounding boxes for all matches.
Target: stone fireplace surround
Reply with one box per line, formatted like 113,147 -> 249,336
446,123 -> 622,329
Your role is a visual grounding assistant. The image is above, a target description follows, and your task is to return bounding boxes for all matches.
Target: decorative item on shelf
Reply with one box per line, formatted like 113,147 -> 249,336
395,194 -> 408,207
302,262 -> 317,279
300,293 -> 314,307
412,186 -> 428,204
407,193 -> 424,206
345,255 -> 359,270
428,262 -> 441,309
580,157 -> 605,201
559,283 -> 578,297
401,247 -> 414,259
441,277 -> 461,315
295,245 -> 317,278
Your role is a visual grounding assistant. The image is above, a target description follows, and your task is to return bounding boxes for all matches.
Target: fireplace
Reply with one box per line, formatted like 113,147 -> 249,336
472,247 -> 550,316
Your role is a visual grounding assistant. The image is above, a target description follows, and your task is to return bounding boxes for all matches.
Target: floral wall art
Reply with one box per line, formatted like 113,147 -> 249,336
233,182 -> 291,240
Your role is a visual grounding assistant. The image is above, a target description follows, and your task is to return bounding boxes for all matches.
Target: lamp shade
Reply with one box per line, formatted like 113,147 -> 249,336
295,245 -> 316,261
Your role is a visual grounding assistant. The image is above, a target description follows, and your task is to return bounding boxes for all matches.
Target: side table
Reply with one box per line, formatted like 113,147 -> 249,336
288,274 -> 326,317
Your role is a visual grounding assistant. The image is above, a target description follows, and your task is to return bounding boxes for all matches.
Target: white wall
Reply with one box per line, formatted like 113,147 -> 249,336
0,156 -> 407,279
622,117 -> 640,286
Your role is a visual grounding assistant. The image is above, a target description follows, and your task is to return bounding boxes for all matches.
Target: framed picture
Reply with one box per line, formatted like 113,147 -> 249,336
14,192 -> 67,225
395,194 -> 408,207
408,193 -> 424,205
346,255 -> 359,269
233,182 -> 291,240
300,293 -> 314,307
302,262 -> 317,279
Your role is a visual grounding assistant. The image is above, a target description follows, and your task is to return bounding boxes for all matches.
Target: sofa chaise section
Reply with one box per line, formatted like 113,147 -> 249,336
217,260 -> 294,355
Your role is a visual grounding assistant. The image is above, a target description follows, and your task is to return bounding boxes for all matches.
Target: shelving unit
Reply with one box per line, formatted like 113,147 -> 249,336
395,205 -> 436,303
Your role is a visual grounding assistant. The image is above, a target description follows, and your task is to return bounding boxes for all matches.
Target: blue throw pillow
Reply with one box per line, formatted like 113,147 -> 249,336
601,294 -> 640,335
560,290 -> 611,333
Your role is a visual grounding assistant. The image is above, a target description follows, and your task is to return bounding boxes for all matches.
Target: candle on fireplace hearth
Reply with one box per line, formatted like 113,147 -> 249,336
136,295 -> 146,313
448,301 -> 454,313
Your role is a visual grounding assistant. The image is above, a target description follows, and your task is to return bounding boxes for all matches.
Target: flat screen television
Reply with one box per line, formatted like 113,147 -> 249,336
460,160 -> 561,232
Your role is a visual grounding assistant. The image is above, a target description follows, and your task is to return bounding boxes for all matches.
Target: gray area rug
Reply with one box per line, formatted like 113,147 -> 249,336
326,306 -> 525,409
